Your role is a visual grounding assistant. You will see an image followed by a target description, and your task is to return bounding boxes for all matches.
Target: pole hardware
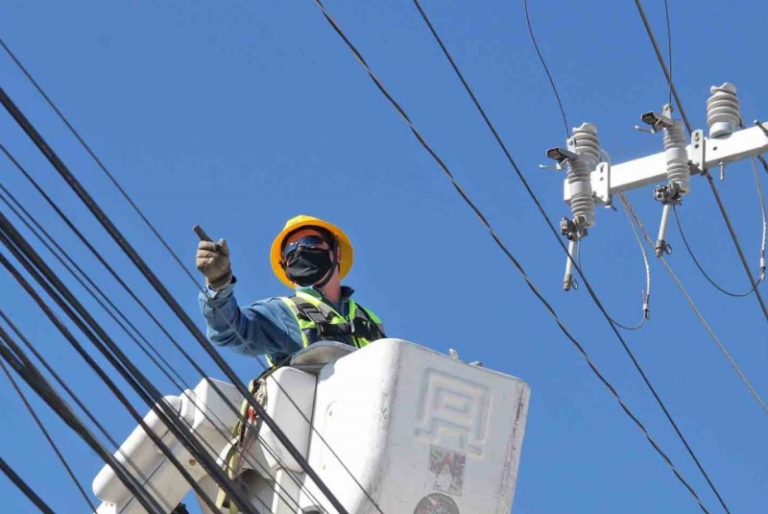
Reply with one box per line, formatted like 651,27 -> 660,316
548,123 -> 602,291
653,183 -> 681,257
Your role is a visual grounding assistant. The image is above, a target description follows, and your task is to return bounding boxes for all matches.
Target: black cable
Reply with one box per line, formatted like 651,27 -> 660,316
522,0 -> 569,138
0,184 -> 311,513
663,0 -> 672,106
0,145 -> 324,513
524,0 -> 653,329
0,37 -> 384,514
0,140 -> 342,514
0,219 -> 267,514
0,142 -> 316,512
305,1 -> 714,512
0,309 -> 174,512
674,205 -> 762,297
577,240 -> 649,332
0,452 -> 56,514
408,1 -> 724,512
0,327 -> 166,514
0,357 -> 98,513
0,80 -> 366,514
632,0 -> 768,332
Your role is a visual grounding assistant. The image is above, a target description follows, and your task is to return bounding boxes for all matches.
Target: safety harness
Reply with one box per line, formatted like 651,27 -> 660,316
217,293 -> 385,511
285,292 -> 384,343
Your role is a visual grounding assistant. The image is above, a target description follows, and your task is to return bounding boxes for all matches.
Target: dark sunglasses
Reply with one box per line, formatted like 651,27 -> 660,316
282,235 -> 330,260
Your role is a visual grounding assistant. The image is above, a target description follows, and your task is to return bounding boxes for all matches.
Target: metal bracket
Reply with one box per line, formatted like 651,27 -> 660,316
690,129 -> 706,174
593,161 -> 612,207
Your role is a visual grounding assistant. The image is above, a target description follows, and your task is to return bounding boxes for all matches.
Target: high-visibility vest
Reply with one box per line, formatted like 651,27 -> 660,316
267,292 -> 385,366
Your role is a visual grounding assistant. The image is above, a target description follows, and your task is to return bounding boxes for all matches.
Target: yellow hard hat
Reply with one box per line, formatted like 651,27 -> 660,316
270,215 -> 354,288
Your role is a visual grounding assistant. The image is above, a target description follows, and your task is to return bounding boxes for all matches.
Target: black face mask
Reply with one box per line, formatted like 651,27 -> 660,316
285,246 -> 335,287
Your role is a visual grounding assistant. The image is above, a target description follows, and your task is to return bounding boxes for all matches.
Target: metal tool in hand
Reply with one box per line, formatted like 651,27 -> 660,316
193,225 -> 220,251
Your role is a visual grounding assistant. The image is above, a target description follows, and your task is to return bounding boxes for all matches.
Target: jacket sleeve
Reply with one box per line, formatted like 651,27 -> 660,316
198,283 -> 303,358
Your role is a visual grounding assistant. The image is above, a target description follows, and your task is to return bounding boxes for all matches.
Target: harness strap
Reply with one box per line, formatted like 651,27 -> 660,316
290,295 -> 383,340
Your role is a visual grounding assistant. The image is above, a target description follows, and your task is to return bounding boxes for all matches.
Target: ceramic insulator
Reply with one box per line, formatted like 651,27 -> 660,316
707,83 -> 740,138
566,123 -> 600,227
664,119 -> 690,195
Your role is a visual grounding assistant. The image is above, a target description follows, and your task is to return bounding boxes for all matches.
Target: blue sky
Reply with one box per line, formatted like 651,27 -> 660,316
0,0 -> 767,513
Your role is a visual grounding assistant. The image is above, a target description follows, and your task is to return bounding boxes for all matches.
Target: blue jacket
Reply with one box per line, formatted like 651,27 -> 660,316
199,283 -> 363,363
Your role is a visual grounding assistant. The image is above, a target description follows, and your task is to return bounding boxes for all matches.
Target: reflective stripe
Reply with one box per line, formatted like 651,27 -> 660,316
267,294 -> 385,366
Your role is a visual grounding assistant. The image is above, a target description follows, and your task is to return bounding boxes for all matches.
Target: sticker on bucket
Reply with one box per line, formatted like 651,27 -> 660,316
428,446 -> 466,495
413,492 -> 460,514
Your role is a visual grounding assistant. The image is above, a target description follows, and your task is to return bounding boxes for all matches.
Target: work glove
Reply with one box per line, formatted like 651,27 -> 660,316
196,239 -> 233,290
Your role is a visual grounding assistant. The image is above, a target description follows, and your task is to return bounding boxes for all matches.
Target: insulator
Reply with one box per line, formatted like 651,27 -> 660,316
566,123 -> 600,227
663,119 -> 690,195
707,82 -> 740,138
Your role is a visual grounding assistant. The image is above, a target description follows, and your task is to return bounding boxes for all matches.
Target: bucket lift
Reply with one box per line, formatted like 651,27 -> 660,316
92,339 -> 531,514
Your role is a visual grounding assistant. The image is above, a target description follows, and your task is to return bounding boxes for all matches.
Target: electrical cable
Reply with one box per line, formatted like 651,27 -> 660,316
0,182 -> 318,514
0,83 -> 359,514
0,309 -> 176,512
632,0 -> 768,330
577,201 -> 651,331
0,137 -> 341,514
674,194 -> 765,297
407,1 -> 724,511
0,452 -> 56,514
0,327 -> 167,514
0,141 -> 319,513
1,33 -> 393,514
663,0 -> 672,106
522,0 -> 568,138
304,1 -> 715,512
0,356 -> 98,513
622,193 -> 768,420
0,221 -> 268,514
0,68 -> 380,514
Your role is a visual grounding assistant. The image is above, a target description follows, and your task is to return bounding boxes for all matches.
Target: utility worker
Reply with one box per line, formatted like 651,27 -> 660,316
196,215 -> 386,366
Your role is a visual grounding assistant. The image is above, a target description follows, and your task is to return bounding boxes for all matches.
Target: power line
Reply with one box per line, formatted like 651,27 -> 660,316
0,134 -> 316,511
0,81 -> 358,514
0,325 -> 167,514
577,201 -> 651,331
0,133 -> 353,514
0,452 -> 56,514
622,193 -> 768,420
631,0 -> 768,330
674,201 -> 764,297
304,1 -> 715,512
522,0 -> 568,138
0,357 -> 98,513
407,1 -> 728,511
0,182 -> 316,513
663,0 -> 672,106
0,309 -> 175,512
0,37 -> 390,514
0,217 -> 264,514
